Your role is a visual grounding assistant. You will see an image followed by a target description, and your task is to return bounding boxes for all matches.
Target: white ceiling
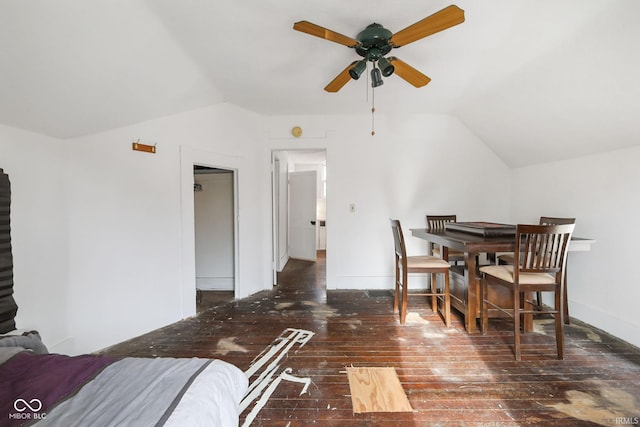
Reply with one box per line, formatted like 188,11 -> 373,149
1,0 -> 638,167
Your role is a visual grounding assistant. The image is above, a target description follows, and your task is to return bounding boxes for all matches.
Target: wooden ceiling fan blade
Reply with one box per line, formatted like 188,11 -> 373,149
324,61 -> 357,92
388,57 -> 431,88
293,21 -> 359,48
389,5 -> 465,48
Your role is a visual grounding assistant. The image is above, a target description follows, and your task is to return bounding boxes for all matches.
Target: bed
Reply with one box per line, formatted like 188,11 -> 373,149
0,331 -> 248,427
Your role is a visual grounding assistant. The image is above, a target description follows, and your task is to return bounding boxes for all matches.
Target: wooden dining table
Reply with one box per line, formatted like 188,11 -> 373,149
410,225 -> 595,334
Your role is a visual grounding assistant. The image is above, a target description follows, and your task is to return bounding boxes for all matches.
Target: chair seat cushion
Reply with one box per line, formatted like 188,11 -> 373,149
479,265 -> 556,284
407,255 -> 451,269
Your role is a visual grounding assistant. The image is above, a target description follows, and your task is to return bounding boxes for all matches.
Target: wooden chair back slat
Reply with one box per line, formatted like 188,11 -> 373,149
516,224 -> 574,277
390,219 -> 407,261
426,215 -> 457,231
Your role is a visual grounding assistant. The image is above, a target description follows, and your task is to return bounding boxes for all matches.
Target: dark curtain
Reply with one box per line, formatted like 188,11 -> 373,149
0,168 -> 17,333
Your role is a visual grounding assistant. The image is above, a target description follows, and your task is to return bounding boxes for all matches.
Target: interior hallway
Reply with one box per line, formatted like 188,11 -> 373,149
196,251 -> 327,313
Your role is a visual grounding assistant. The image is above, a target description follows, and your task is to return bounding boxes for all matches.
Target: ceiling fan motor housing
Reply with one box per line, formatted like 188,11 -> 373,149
355,23 -> 393,61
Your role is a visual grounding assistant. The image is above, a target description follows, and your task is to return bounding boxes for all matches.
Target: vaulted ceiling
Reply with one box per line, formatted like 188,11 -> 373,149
1,0 -> 638,167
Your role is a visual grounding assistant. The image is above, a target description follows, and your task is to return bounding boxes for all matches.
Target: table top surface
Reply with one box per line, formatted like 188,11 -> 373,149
445,221 -> 516,236
410,227 -> 595,253
411,227 -> 514,242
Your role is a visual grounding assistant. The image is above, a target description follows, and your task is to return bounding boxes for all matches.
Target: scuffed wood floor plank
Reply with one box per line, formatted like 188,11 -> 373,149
100,253 -> 640,426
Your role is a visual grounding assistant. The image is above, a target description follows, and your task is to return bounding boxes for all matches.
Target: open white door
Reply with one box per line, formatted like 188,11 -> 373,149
289,171 -> 317,261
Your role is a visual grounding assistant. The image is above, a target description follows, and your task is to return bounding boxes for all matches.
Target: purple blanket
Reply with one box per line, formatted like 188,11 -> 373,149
0,352 -> 117,426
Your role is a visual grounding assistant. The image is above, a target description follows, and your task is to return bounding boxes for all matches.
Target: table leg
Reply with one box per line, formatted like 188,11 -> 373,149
465,251 -> 478,334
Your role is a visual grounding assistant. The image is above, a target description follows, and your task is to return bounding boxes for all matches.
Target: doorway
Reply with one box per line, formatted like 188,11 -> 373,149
272,149 -> 327,288
193,165 -> 235,311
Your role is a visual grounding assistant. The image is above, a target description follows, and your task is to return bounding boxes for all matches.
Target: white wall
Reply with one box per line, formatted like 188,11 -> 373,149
0,124 -> 71,352
2,104 -> 269,354
63,104 -> 268,354
264,113 -> 512,290
511,145 -> 640,348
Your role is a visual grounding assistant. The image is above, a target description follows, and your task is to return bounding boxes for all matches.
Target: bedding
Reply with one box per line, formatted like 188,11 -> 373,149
0,335 -> 247,427
0,330 -> 48,355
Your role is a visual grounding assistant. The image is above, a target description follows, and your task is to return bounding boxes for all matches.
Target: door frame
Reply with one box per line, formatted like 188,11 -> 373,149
193,167 -> 235,291
271,153 -> 288,281
271,148 -> 326,285
180,146 -> 240,318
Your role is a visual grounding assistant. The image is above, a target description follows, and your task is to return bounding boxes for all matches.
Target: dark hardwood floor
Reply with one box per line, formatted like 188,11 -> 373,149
196,289 -> 235,313
100,252 -> 640,426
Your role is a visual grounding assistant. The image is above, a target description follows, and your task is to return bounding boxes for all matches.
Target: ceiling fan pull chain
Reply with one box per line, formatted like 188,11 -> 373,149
371,86 -> 376,136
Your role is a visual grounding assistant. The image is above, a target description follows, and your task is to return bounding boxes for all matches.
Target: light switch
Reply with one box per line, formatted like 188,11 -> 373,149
349,203 -> 356,213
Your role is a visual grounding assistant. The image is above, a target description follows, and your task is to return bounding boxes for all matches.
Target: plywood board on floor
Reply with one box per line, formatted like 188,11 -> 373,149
346,367 -> 413,413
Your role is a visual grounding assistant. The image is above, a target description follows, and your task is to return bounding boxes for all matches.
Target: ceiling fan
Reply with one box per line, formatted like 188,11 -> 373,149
293,5 -> 465,92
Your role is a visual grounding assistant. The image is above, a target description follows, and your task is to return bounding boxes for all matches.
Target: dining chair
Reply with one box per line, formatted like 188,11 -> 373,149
390,219 -> 451,326
480,223 -> 575,360
498,217 -> 575,323
426,215 -> 464,265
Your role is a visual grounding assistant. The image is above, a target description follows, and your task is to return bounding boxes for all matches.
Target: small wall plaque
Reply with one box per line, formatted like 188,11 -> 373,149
132,141 -> 156,153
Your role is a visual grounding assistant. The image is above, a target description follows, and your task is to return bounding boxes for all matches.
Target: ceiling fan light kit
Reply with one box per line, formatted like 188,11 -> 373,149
370,66 -> 384,88
349,60 -> 367,80
377,56 -> 395,78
